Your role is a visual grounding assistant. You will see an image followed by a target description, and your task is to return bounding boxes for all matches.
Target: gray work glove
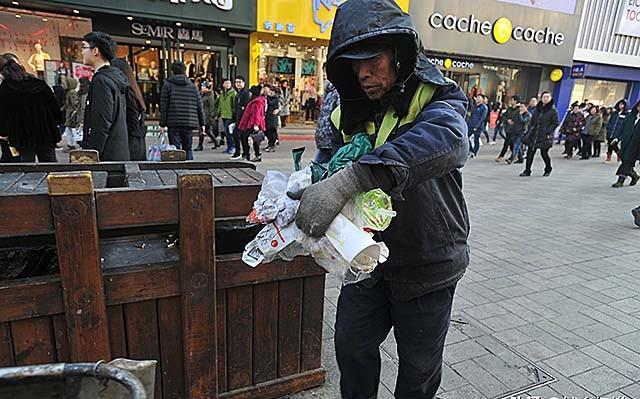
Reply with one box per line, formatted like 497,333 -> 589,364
287,164 -> 364,238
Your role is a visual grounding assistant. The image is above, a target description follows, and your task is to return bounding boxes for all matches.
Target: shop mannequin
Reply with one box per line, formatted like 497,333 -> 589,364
28,44 -> 51,80
149,61 -> 159,80
496,81 -> 506,106
186,58 -> 196,79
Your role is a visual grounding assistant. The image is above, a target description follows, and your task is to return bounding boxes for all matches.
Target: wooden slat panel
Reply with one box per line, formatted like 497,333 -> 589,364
214,186 -> 261,218
178,172 -> 217,398
226,168 -> 258,185
157,170 -> 178,186
158,297 -> 185,399
104,264 -> 180,306
140,170 -> 164,187
0,194 -> 52,237
278,279 -> 303,378
49,173 -> 110,362
96,189 -> 179,229
252,282 -> 278,384
6,172 -> 47,193
216,289 -> 228,394
226,286 -> 253,390
124,300 -> 162,399
107,305 -> 127,359
0,322 -> 14,367
301,275 -> 325,371
51,314 -> 70,362
217,256 -> 326,290
209,168 -> 241,186
10,317 -> 56,365
125,163 -> 146,188
219,369 -> 326,399
0,277 -> 63,323
234,168 -> 263,184
0,172 -> 23,193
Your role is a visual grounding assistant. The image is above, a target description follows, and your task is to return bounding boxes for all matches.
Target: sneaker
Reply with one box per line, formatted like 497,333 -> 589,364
229,154 -> 242,160
251,156 -> 262,162
632,207 -> 640,227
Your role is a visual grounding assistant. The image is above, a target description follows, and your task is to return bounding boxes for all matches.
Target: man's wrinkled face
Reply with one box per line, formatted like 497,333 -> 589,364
351,48 -> 398,100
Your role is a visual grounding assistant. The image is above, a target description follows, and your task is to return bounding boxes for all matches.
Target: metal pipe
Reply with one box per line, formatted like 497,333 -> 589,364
0,362 -> 147,399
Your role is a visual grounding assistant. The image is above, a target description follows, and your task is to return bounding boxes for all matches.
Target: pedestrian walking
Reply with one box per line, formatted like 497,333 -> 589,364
612,101 -> 640,187
593,107 -> 609,158
467,94 -> 488,158
560,103 -> 585,159
506,102 -> 531,164
62,76 -> 80,151
289,0 -> 470,396
196,81 -> 219,151
605,99 -> 628,163
482,95 -> 492,145
314,70 -> 340,163
159,61 -> 205,161
496,96 -> 520,162
237,85 -> 266,162
520,91 -> 559,177
581,105 -> 602,160
81,32 -> 130,161
0,55 -> 62,162
111,58 -> 148,161
230,76 -> 251,160
303,82 -> 318,122
218,79 -> 236,154
278,79 -> 291,128
263,84 -> 280,153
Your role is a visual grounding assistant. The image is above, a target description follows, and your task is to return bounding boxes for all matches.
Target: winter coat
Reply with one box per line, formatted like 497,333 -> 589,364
316,83 -> 340,150
218,88 -> 236,120
467,103 -> 488,132
233,88 -> 251,125
123,87 -> 147,161
238,96 -> 266,132
0,76 -> 63,152
202,92 -> 219,126
597,113 -> 609,142
327,0 -> 470,292
500,106 -> 520,136
607,100 -> 628,139
526,100 -> 559,149
561,112 -> 585,143
620,104 -> 640,163
265,95 -> 280,130
63,77 -> 80,128
160,75 -> 204,129
278,87 -> 291,116
83,65 -> 130,161
584,113 -> 603,137
513,110 -> 531,136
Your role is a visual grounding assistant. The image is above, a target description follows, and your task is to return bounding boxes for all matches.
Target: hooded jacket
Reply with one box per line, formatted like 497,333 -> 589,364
160,75 -> 204,129
0,76 -> 63,152
83,65 -> 130,161
607,99 -> 628,140
327,0 -> 470,295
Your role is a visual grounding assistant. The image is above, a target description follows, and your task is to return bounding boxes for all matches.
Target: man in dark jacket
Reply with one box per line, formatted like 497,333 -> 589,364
612,101 -> 640,187
81,32 -> 130,161
496,95 -> 520,162
160,62 -> 204,161
507,102 -> 531,164
289,0 -> 469,397
606,99 -> 628,163
467,94 -> 488,158
230,75 -> 251,160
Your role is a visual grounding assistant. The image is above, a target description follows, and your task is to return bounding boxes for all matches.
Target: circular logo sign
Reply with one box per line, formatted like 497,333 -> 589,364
444,58 -> 453,69
492,17 -> 513,44
550,68 -> 563,82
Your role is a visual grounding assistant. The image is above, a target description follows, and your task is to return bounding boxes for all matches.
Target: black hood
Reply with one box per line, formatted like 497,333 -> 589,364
326,0 -> 450,132
98,65 -> 128,93
614,99 -> 628,112
167,75 -> 191,86
2,76 -> 51,95
537,99 -> 555,113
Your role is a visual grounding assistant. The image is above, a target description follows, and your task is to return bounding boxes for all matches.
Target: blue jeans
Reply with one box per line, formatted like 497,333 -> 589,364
335,278 -> 455,398
222,118 -> 234,151
168,127 -> 195,160
470,128 -> 481,155
509,135 -> 523,162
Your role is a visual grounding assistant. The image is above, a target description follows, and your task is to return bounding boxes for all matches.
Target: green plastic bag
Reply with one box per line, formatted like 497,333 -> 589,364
311,133 -> 373,183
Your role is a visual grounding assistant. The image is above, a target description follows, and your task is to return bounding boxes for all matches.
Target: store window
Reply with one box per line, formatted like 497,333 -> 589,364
570,79 -> 628,107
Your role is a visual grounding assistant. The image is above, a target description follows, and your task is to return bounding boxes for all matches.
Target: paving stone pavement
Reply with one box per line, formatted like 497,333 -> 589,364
283,140 -> 640,399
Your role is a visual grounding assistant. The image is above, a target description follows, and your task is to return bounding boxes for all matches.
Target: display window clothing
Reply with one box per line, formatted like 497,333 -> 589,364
218,89 -> 236,120
0,75 -> 63,158
278,86 -> 291,117
83,65 -> 130,161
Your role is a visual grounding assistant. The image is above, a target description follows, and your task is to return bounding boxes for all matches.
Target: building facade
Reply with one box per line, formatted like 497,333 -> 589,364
555,0 -> 640,114
409,0 -> 584,110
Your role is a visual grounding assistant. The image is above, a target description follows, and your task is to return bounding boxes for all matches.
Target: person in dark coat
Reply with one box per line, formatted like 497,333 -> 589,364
314,74 -> 340,163
496,95 -> 520,162
288,0 -> 470,396
81,32 -> 130,161
263,84 -> 280,152
606,99 -> 628,163
111,58 -> 147,161
0,54 -> 21,162
0,56 -> 62,162
561,103 -> 586,159
159,61 -> 204,161
612,101 -> 640,187
467,94 -> 488,158
520,91 -> 559,177
230,75 -> 251,160
506,102 -> 531,164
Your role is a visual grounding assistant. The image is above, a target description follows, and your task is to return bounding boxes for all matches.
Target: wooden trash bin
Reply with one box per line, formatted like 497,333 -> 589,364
0,161 -> 326,399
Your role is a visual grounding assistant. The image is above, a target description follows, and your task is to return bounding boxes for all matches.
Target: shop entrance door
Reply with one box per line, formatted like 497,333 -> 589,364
443,71 -> 480,98
166,48 -> 223,87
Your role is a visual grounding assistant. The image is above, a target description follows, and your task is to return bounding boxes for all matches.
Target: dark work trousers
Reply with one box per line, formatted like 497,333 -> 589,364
335,278 -> 456,399
233,128 -> 243,157
168,127 -> 195,160
524,147 -> 552,173
265,127 -> 278,148
20,147 -> 57,162
240,129 -> 252,160
580,135 -> 593,159
607,137 -> 621,158
498,134 -> 514,158
222,118 -> 234,151
565,140 -> 577,157
617,160 -> 638,177
593,140 -> 603,157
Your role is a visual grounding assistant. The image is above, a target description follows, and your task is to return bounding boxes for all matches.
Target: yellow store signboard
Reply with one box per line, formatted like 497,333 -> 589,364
257,0 -> 411,40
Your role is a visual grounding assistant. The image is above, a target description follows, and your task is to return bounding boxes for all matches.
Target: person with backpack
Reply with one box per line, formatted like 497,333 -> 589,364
111,58 -> 147,161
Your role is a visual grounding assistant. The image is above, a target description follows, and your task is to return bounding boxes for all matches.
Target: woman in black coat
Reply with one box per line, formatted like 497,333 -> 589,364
112,58 -> 147,161
520,91 -> 559,177
0,57 -> 62,162
612,101 -> 640,187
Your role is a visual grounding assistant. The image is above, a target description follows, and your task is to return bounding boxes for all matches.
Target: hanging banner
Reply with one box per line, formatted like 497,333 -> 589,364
617,1 -> 640,38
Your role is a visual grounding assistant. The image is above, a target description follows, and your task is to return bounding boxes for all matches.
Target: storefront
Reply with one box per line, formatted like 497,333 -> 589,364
251,0 -> 409,123
5,0 -> 256,118
410,0 -> 584,109
554,0 -> 640,112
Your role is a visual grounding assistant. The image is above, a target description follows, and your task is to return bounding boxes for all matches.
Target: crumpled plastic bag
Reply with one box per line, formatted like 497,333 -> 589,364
310,132 -> 373,183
